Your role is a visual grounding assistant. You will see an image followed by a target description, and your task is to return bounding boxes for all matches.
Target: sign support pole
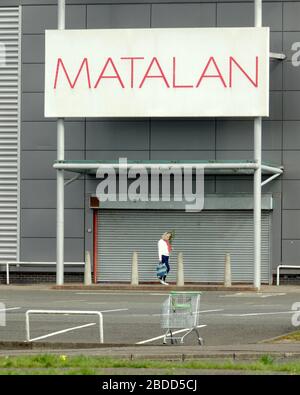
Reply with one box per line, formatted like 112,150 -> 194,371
56,0 -> 65,285
254,0 -> 262,290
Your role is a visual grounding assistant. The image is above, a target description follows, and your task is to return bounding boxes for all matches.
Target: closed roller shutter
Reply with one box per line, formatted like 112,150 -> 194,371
0,7 -> 20,261
97,210 -> 271,284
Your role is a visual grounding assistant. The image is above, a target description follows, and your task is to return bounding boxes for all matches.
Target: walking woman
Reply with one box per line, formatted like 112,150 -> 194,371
158,232 -> 172,285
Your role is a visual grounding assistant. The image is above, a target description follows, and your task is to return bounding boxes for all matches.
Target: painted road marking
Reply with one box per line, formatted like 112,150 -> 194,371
223,311 -> 294,317
219,293 -> 286,298
53,300 -> 87,303
99,309 -> 129,313
76,292 -> 168,296
61,308 -> 128,315
29,323 -> 96,342
0,307 -> 21,313
136,325 -> 207,345
152,309 -> 224,317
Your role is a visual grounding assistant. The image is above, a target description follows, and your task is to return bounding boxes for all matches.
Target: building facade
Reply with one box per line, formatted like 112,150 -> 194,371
0,0 -> 299,284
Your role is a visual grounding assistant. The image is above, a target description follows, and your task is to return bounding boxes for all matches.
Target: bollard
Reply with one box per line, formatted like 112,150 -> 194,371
177,252 -> 184,286
131,251 -> 139,286
84,250 -> 92,286
224,253 -> 232,287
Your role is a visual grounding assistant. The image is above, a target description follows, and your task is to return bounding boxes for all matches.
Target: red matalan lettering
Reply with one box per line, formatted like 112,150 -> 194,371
139,57 -> 170,88
195,56 -> 227,88
94,57 -> 125,88
229,56 -> 258,87
172,57 -> 193,88
54,57 -> 91,89
121,57 -> 144,88
53,56 -> 260,90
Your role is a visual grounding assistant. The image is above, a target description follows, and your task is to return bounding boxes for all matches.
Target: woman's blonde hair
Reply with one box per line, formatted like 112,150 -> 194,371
161,232 -> 172,240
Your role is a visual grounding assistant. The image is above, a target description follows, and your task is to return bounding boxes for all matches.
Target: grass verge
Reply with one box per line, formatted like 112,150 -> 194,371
0,354 -> 299,374
273,331 -> 300,342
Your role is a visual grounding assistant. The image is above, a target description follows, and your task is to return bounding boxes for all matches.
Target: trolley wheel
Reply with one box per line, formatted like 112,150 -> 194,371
198,337 -> 204,346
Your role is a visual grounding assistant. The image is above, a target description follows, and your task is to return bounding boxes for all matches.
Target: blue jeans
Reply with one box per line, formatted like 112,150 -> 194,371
161,255 -> 170,280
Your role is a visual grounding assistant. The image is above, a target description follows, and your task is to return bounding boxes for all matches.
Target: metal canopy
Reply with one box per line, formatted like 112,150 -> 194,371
53,160 -> 283,176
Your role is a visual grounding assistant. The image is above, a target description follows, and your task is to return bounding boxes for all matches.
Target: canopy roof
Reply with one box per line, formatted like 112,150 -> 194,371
54,160 -> 283,176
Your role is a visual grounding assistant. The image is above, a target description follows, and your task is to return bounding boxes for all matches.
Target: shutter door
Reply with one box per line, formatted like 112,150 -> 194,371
97,210 -> 271,284
0,7 -> 20,261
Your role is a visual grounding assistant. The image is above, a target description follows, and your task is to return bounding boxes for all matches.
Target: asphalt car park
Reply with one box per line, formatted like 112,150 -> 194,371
0,288 -> 299,346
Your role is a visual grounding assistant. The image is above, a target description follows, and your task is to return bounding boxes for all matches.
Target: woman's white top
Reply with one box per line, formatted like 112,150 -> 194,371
158,239 -> 169,261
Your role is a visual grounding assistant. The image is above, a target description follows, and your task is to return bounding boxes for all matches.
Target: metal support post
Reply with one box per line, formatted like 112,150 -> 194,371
56,0 -> 65,285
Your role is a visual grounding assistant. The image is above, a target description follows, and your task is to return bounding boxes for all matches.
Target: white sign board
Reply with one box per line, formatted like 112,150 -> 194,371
44,27 -> 269,118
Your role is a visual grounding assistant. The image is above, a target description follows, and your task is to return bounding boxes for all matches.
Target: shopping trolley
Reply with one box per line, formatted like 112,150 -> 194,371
161,291 -> 204,345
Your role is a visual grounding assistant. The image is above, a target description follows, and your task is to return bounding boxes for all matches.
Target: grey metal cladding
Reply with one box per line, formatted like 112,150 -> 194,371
22,5 -> 86,33
22,63 -> 44,92
270,61 -> 283,91
21,121 -> 85,150
270,31 -> 283,53
151,121 -> 215,150
86,121 -> 149,150
21,180 -> 84,209
86,150 -> 149,161
151,3 -> 216,28
21,208 -> 84,238
150,150 -> 215,161
21,150 -> 84,180
283,180 -> 300,209
218,2 -> 282,31
217,3 -> 254,27
283,151 -> 300,180
283,121 -> 300,149
87,4 -> 150,29
22,35 -> 44,63
17,0 -> 300,270
262,2 -> 282,31
283,62 -> 300,90
283,32 -> 299,61
21,93 -> 44,121
262,121 -> 282,150
283,92 -> 300,120
283,2 -> 300,31
20,237 -> 84,262
282,209 -> 300,240
282,240 -> 300,266
267,92 -> 283,121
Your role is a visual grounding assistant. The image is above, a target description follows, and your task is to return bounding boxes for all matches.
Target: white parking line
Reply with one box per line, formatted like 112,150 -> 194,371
0,307 -> 21,313
219,293 -> 286,298
54,300 -> 87,303
223,311 -> 294,317
99,309 -> 128,313
152,309 -> 223,317
29,323 -> 96,342
136,325 -> 207,345
75,292 -> 167,296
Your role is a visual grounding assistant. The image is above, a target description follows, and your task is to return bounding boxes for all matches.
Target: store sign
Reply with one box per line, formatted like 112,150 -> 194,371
44,27 -> 269,118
